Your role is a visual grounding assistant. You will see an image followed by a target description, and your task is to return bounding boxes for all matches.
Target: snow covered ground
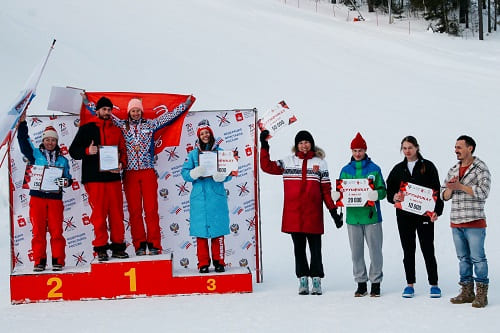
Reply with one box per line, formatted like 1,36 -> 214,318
1,0 -> 499,332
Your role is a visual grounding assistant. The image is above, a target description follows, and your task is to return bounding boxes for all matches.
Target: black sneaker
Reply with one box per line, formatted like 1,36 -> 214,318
136,242 -> 147,256
33,264 -> 46,272
33,258 -> 47,272
97,250 -> 109,262
52,264 -> 63,271
112,250 -> 129,259
214,264 -> 225,273
370,283 -> 381,297
147,242 -> 161,255
199,265 -> 210,274
355,282 -> 368,297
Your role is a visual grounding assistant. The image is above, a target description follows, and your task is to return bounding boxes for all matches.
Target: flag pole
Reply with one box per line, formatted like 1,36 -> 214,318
0,39 -> 56,168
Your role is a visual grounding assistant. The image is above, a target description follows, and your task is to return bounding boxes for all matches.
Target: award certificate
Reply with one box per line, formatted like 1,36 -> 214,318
394,182 -> 437,216
40,167 -> 63,192
99,145 -> 119,172
198,151 -> 218,177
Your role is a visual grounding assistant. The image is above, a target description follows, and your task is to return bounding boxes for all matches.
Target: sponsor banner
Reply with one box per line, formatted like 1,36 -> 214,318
9,110 -> 259,275
394,182 -> 437,216
335,178 -> 374,207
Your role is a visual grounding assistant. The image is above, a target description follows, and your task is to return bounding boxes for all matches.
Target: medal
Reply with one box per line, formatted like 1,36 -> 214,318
134,145 -> 141,152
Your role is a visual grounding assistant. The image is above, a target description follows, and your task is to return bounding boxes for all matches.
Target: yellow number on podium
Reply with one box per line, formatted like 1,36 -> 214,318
207,278 -> 216,291
47,277 -> 63,298
124,268 -> 137,292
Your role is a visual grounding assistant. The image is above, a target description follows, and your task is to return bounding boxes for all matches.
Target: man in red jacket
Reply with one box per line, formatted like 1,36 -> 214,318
69,97 -> 128,261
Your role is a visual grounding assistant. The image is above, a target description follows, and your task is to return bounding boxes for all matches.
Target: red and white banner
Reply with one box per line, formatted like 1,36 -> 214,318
335,178 -> 375,207
257,100 -> 297,138
9,110 -> 260,280
81,92 -> 195,154
394,182 -> 437,216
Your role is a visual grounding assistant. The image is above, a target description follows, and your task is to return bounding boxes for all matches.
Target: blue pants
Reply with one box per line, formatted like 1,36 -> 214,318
452,227 -> 488,284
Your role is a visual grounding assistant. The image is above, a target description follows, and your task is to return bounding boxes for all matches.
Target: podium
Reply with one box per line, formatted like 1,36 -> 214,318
10,255 -> 253,304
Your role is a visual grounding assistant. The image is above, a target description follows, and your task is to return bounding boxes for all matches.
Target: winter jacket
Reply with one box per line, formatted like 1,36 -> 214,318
339,156 -> 386,225
17,120 -> 72,200
69,117 -> 126,184
386,157 -> 444,222
112,102 -> 188,170
260,147 -> 336,235
181,147 -> 231,239
440,157 -> 490,224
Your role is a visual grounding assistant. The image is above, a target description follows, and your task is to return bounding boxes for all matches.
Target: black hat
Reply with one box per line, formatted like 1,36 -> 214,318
95,97 -> 113,111
295,130 -> 315,150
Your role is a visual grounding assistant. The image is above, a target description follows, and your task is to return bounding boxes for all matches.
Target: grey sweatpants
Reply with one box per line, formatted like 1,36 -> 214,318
347,223 -> 383,284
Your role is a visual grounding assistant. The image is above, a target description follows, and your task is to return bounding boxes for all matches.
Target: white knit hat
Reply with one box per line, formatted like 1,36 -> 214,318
42,126 -> 58,140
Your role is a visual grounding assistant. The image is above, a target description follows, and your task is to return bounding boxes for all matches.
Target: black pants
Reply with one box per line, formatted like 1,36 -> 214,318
291,233 -> 324,278
397,218 -> 438,285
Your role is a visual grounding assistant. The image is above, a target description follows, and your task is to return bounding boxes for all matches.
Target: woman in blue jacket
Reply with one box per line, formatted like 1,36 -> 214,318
181,119 -> 230,273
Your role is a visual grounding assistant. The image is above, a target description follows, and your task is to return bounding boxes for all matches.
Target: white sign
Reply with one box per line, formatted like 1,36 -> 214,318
335,178 -> 374,207
47,86 -> 84,115
394,182 -> 437,216
99,145 -> 119,171
217,150 -> 238,176
40,166 -> 63,192
257,100 -> 297,138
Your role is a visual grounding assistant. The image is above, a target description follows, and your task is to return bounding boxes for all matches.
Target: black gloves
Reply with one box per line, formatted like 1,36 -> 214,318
330,208 -> 343,229
260,130 -> 270,150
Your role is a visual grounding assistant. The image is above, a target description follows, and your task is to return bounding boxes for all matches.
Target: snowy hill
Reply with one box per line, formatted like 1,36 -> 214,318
1,0 -> 499,332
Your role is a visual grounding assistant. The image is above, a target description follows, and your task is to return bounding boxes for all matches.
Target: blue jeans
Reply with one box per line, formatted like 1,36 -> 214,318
452,227 -> 488,284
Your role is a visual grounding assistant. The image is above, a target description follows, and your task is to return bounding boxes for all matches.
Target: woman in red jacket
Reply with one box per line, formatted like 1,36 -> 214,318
260,130 -> 342,295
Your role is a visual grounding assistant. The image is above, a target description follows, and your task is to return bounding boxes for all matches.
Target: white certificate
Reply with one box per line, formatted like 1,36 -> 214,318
198,151 -> 218,177
99,145 -> 119,171
257,100 -> 298,138
217,150 -> 238,176
394,182 -> 437,216
335,178 -> 374,207
40,166 -> 63,192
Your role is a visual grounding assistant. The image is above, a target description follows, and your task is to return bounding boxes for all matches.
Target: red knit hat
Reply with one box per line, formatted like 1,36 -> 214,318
196,119 -> 214,138
42,126 -> 58,140
350,132 -> 367,150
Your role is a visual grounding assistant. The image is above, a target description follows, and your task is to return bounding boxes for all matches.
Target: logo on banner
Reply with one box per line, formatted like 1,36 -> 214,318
30,117 -> 43,127
186,143 -> 194,153
159,188 -> 169,199
64,217 -> 77,232
58,122 -> 69,137
216,112 -> 231,127
165,147 -> 180,161
180,257 -> 189,268
153,104 -> 168,115
28,249 -> 34,262
17,215 -> 27,227
230,223 -> 240,235
169,222 -> 180,234
185,122 -> 195,137
170,206 -> 183,215
180,240 -> 192,249
240,240 -> 253,250
245,144 -> 252,157
176,182 -> 190,196
239,258 -> 248,267
235,110 -> 244,122
72,251 -> 88,266
59,143 -> 69,156
246,216 -> 256,231
236,182 -> 250,196
82,213 -> 91,226
19,193 -> 29,208
232,206 -> 244,215
13,252 -> 24,267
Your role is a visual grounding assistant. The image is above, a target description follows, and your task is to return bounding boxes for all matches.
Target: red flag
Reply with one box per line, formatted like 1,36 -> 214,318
80,92 -> 195,154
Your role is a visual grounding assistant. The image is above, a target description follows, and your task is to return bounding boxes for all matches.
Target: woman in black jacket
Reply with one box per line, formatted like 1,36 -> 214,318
386,136 -> 444,299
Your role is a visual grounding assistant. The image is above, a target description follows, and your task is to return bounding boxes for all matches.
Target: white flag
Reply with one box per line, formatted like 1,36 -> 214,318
0,40 -> 56,149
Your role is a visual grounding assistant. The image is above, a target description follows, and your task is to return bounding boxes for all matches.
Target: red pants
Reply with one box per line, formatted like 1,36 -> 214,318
124,169 -> 161,250
29,196 -> 66,266
84,181 -> 125,247
196,236 -> 225,268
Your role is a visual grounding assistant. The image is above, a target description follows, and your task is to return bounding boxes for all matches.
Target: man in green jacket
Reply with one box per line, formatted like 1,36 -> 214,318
335,133 -> 386,297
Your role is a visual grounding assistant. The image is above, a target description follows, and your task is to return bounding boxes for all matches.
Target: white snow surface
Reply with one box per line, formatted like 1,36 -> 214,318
1,0 -> 500,332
